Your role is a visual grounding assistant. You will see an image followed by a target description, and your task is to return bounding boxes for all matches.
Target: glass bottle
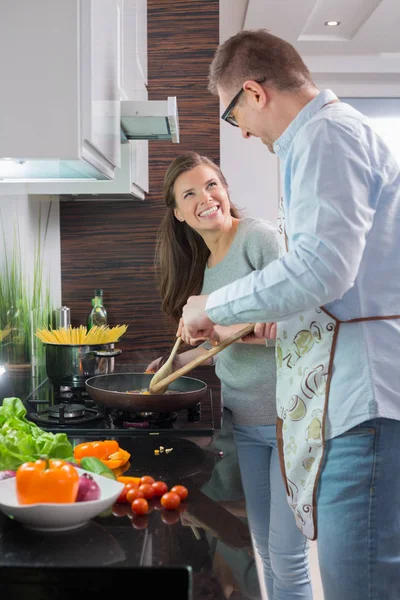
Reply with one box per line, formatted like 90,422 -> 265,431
87,289 -> 107,331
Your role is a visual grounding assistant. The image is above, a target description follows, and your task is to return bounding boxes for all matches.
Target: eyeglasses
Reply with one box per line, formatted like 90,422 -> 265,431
221,78 -> 266,127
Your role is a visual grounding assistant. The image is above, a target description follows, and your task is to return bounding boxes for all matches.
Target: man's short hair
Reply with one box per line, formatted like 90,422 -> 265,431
208,29 -> 314,96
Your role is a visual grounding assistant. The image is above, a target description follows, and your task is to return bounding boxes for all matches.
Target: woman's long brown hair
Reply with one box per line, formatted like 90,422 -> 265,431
155,152 -> 241,324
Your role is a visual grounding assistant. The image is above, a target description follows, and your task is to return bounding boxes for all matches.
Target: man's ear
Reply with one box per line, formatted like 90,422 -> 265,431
243,80 -> 268,108
174,208 -> 184,222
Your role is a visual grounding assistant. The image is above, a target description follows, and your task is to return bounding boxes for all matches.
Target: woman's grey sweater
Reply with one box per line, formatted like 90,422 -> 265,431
201,217 -> 279,426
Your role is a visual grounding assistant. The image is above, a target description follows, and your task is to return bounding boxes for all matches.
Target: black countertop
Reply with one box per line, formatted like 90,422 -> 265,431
0,364 -> 263,599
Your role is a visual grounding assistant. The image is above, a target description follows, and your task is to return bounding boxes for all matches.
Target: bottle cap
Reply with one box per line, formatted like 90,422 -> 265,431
94,289 -> 103,297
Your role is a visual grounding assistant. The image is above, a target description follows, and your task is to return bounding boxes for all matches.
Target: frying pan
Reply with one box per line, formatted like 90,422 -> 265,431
85,372 -> 208,411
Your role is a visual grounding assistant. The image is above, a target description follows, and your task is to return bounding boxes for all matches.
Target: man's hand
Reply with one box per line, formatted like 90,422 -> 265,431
179,294 -> 217,345
241,322 -> 277,343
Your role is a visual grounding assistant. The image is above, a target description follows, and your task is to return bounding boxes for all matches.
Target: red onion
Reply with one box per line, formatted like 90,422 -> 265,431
0,470 -> 16,481
76,473 -> 101,502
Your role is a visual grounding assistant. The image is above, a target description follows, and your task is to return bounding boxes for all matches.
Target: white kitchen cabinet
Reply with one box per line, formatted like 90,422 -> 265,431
121,0 -> 148,100
119,0 -> 149,194
10,142 -> 148,200
0,0 -> 121,181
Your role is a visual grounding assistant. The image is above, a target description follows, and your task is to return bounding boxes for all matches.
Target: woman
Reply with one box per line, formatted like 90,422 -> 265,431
147,152 -> 313,600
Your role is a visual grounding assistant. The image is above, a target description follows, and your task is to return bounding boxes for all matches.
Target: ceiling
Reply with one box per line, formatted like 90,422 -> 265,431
220,0 -> 400,77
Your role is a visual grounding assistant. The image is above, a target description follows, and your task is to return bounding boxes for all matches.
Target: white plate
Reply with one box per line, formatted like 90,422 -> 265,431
0,467 -> 124,532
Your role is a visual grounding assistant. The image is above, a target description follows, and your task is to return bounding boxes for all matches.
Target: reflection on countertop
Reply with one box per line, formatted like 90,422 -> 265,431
0,360 -> 263,599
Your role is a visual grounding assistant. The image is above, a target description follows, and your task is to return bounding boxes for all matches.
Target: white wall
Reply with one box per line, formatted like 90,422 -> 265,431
219,0 -> 400,227
219,0 -> 280,225
221,120 -> 280,223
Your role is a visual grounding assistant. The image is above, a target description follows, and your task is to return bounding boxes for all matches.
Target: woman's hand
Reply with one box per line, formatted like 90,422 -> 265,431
145,357 -> 164,373
178,317 -> 219,347
145,344 -> 213,374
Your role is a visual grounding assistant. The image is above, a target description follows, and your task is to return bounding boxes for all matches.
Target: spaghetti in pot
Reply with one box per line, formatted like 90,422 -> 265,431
35,324 -> 128,345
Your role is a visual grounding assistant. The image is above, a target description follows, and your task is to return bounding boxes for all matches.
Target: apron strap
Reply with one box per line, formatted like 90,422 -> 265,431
320,306 -> 400,325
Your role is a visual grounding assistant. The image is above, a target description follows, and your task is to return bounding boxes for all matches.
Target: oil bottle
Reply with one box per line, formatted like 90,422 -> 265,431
87,289 -> 107,330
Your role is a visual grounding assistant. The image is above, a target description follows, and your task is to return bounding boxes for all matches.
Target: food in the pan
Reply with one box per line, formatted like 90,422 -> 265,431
125,389 -> 182,395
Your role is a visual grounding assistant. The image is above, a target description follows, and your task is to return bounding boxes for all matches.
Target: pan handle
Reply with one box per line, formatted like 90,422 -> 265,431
91,349 -> 122,358
149,323 -> 255,394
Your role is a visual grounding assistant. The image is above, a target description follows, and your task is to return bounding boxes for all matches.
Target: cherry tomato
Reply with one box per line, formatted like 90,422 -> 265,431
131,497 -> 149,515
140,475 -> 155,485
117,482 -> 140,504
161,510 -> 180,525
151,481 -> 168,497
131,515 -> 149,529
138,483 -> 155,499
170,485 -> 189,501
160,491 -> 181,510
126,487 -> 145,504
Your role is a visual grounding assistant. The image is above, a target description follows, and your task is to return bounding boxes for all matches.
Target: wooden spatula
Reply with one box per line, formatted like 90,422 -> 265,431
149,323 -> 255,394
148,336 -> 182,394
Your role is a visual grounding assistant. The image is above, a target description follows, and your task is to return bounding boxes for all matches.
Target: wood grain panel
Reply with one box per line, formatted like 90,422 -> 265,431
60,0 -> 220,370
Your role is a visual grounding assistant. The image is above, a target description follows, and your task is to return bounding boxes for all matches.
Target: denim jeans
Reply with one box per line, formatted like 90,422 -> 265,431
233,423 -> 313,600
316,418 -> 400,600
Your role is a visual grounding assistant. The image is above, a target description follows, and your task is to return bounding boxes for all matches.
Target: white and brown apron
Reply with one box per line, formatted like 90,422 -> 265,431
275,198 -> 400,540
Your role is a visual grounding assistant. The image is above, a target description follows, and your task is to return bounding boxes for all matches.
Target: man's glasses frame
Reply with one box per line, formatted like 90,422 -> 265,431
221,78 -> 266,127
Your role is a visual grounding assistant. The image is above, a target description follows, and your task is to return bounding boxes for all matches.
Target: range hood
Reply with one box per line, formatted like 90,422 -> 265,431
121,97 -> 180,143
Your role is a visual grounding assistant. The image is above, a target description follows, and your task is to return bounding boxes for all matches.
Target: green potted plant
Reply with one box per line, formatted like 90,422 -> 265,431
0,202 -> 53,379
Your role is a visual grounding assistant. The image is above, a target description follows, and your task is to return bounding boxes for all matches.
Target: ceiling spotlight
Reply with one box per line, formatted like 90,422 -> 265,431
325,20 -> 341,27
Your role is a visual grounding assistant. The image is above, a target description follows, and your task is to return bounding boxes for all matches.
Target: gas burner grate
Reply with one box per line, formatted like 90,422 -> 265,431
109,410 -> 178,429
29,406 -> 103,427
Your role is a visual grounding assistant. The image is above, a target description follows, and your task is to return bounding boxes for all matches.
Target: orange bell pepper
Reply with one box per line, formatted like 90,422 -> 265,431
73,440 -> 131,470
112,461 -> 131,478
16,459 -> 79,505
102,449 -> 131,469
74,440 -> 119,461
116,475 -> 142,486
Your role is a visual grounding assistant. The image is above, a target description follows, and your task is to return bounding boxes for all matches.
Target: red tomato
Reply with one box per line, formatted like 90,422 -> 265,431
132,497 -> 149,515
151,481 -> 168,497
170,485 -> 189,501
160,491 -> 181,511
140,475 -> 155,485
126,487 -> 145,504
117,482 -> 140,504
138,483 -> 155,499
161,510 -> 180,525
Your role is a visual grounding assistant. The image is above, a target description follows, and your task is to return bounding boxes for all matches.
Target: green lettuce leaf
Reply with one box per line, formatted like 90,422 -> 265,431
0,397 -> 74,470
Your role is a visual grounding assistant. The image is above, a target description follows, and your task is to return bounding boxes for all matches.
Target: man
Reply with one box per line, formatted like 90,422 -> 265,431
179,29 -> 400,600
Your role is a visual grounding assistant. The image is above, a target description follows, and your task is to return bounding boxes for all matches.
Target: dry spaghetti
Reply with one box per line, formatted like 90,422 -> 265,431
35,324 -> 128,345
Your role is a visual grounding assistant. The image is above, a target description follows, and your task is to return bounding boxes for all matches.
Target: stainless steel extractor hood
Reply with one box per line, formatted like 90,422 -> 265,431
121,97 -> 180,143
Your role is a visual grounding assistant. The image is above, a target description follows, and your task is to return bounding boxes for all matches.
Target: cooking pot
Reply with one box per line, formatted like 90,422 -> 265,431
85,372 -> 207,412
44,343 -> 122,387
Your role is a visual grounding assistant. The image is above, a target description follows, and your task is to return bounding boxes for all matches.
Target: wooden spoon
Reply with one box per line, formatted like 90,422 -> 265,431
148,336 -> 183,394
149,323 -> 255,394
